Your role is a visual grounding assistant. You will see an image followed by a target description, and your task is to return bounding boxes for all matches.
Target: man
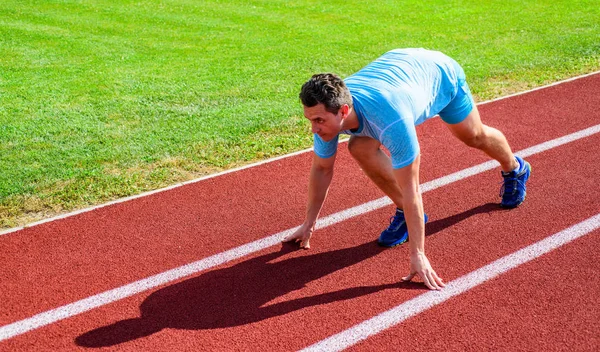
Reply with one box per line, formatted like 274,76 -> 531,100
283,48 -> 531,290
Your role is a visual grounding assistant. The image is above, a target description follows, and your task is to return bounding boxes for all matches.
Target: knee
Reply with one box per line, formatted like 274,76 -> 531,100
348,137 -> 381,163
347,138 -> 372,161
347,138 -> 362,158
460,131 -> 486,149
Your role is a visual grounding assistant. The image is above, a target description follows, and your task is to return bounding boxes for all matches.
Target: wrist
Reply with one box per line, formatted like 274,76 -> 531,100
304,219 -> 316,230
410,249 -> 425,257
409,246 -> 425,256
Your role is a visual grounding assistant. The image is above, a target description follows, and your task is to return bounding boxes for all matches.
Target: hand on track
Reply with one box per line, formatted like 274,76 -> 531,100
402,252 -> 445,290
282,223 -> 313,249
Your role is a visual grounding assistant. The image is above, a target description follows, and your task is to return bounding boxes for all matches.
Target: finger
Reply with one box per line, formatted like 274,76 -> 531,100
402,272 -> 416,282
282,234 -> 297,243
432,272 -> 446,288
425,272 -> 440,290
421,271 -> 436,290
301,239 -> 311,250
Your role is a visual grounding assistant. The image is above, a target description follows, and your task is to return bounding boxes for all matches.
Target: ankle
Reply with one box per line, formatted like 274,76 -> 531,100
502,157 -> 520,173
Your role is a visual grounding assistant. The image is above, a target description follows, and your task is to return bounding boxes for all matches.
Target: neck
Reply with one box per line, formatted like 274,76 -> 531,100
342,108 -> 359,130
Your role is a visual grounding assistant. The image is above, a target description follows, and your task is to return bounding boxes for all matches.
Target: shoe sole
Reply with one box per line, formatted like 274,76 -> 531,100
500,162 -> 531,209
377,236 -> 408,248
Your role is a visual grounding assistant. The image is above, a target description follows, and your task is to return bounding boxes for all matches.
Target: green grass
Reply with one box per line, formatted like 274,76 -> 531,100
1,0 -> 599,228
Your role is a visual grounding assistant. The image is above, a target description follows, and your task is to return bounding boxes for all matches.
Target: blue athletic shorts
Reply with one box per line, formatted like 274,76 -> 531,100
438,78 -> 475,124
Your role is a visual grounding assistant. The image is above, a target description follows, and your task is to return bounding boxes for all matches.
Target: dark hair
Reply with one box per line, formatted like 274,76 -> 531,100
299,73 -> 353,114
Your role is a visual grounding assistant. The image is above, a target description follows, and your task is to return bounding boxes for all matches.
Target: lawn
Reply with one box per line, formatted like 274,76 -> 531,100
1,0 -> 599,228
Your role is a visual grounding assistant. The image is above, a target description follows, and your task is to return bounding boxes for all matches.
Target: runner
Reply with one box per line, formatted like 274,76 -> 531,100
284,48 -> 531,290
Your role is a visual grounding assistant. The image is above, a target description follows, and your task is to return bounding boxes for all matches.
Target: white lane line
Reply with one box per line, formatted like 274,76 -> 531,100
301,213 -> 600,352
0,124 -> 598,341
2,70 -> 599,237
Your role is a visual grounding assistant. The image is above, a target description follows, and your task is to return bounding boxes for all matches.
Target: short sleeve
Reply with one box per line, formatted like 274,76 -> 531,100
313,133 -> 339,159
380,119 -> 420,169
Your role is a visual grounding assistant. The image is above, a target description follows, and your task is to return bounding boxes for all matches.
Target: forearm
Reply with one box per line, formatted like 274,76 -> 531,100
392,155 -> 444,289
392,155 -> 426,255
402,190 -> 426,255
305,164 -> 334,227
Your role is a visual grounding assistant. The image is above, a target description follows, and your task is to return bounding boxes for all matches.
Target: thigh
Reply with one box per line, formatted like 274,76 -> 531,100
445,104 -> 484,141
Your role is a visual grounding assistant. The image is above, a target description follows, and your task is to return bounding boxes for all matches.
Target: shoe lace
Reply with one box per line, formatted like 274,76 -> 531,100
387,212 -> 405,231
499,175 -> 525,198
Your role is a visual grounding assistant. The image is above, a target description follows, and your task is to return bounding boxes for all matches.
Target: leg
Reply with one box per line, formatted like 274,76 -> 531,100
445,104 -> 531,208
445,105 -> 518,172
347,136 -> 404,209
441,73 -> 530,207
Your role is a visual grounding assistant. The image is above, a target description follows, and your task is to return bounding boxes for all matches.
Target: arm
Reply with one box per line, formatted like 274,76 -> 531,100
393,154 -> 445,290
283,153 -> 336,249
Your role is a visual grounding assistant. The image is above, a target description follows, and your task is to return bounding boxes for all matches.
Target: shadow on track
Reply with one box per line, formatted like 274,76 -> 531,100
76,202 -> 503,348
426,202 -> 505,237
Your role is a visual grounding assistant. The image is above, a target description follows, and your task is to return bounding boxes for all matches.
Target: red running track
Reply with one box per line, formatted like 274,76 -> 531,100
1,73 -> 599,351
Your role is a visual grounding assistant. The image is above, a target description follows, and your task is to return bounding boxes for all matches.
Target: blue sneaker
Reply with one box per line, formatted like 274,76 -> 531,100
377,208 -> 428,247
500,156 -> 531,208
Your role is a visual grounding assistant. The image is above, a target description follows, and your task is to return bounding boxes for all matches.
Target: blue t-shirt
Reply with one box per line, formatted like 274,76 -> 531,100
313,48 -> 465,169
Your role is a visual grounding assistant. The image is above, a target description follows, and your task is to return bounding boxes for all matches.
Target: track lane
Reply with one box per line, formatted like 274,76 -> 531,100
2,126 -> 598,351
1,124 -> 597,340
347,229 -> 600,352
1,73 -> 598,328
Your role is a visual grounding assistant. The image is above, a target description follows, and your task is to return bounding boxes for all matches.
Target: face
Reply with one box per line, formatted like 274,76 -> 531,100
303,103 -> 345,142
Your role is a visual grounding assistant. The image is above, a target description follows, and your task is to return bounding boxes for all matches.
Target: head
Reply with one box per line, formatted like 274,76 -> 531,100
299,73 -> 353,141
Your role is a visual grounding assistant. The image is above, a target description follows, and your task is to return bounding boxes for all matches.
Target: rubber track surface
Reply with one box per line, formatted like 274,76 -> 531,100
1,73 -> 599,351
